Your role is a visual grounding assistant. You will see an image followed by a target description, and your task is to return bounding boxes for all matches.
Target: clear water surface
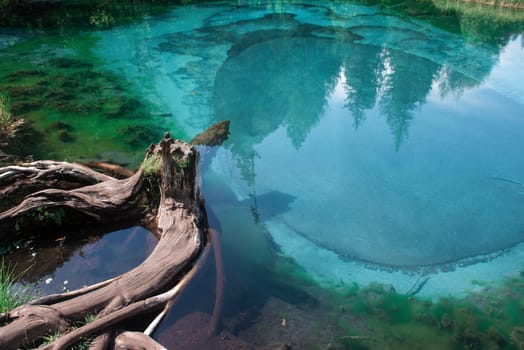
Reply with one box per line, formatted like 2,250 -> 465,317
93,2 -> 524,274
2,1 -> 524,348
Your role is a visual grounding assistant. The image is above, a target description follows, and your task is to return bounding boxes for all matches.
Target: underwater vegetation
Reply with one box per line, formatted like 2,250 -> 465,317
211,202 -> 524,349
264,255 -> 524,349
0,35 -> 180,166
320,276 -> 524,349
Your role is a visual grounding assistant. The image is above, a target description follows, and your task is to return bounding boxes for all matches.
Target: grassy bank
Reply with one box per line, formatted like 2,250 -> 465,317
0,259 -> 31,314
433,0 -> 524,22
447,0 -> 524,8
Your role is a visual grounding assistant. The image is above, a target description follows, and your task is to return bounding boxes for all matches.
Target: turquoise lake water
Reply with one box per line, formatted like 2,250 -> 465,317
2,0 -> 524,348
92,1 -> 524,277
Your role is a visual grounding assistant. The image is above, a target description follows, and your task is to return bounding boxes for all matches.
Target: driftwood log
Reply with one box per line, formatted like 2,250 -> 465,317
0,121 -> 230,349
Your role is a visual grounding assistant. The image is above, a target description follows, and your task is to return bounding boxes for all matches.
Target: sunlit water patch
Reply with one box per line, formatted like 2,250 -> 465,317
92,2 -> 524,297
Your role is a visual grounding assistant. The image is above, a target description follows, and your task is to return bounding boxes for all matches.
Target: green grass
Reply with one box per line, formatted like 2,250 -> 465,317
141,154 -> 162,177
0,259 -> 32,314
433,0 -> 524,20
19,313 -> 97,349
83,313 -> 97,324
453,0 -> 524,8
0,91 -> 13,137
39,332 -> 91,350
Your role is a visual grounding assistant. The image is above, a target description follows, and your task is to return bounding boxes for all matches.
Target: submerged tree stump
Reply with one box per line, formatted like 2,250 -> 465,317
0,122 -> 229,350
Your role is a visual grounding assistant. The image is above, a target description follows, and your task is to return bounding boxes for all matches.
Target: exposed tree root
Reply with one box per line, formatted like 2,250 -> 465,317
26,277 -> 117,306
0,121 -> 230,349
84,161 -> 135,179
114,331 -> 167,350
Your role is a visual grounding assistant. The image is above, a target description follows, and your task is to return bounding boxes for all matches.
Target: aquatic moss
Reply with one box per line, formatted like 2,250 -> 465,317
119,125 -> 162,149
377,292 -> 413,324
4,70 -> 46,83
141,154 -> 162,177
0,36 -> 184,165
272,256 -> 317,287
265,257 -> 524,350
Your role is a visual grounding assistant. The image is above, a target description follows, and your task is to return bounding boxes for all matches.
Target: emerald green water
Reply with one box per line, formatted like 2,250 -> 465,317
0,33 -> 184,166
2,1 -> 524,348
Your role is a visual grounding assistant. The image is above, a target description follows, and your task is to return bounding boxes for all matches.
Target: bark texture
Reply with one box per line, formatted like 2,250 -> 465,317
0,125 -> 229,349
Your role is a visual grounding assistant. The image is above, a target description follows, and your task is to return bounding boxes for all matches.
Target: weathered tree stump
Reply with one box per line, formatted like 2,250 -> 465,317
0,121 -> 229,349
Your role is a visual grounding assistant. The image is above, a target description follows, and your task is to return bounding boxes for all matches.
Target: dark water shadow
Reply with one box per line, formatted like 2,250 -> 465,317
4,223 -> 157,295
153,201 -> 317,348
241,190 -> 296,224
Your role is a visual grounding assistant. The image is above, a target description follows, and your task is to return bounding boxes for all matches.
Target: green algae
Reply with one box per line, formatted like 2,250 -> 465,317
0,33 -> 185,167
263,251 -> 524,349
333,280 -> 524,349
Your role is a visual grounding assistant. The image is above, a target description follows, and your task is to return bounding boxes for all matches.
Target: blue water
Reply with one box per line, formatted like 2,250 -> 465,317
93,2 -> 524,272
2,1 -> 524,347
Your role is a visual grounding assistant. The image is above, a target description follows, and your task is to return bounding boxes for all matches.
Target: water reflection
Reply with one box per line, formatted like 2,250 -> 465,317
11,0 -> 518,278
153,4 -> 504,154
135,3 -> 523,267
93,1 -> 519,157
6,226 -> 156,295
209,18 -> 498,156
190,8 -> 523,268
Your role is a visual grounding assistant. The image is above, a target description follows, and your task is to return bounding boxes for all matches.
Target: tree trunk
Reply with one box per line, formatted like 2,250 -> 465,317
0,122 -> 229,349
